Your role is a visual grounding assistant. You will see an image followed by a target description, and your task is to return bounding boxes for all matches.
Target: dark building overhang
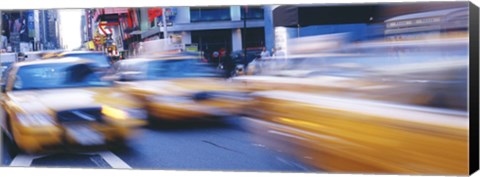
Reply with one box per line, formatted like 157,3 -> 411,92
272,2 -> 468,27
140,19 -> 265,39
95,14 -> 120,23
272,4 -> 382,27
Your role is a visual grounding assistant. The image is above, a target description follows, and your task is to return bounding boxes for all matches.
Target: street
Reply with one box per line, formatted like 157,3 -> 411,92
2,117 -> 311,171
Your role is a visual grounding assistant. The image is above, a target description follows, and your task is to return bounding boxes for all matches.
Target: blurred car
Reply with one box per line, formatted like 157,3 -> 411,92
239,37 -> 469,174
40,50 -> 64,59
56,51 -> 112,74
108,54 -> 250,122
0,58 -> 147,153
234,59 -> 467,111
230,48 -> 262,66
24,50 -> 64,61
233,37 -> 469,111
244,90 -> 468,174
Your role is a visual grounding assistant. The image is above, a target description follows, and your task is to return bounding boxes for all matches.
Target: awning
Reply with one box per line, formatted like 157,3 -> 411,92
272,2 -> 468,27
273,5 -> 382,27
129,30 -> 142,35
104,8 -> 129,15
140,19 -> 265,39
94,8 -> 129,22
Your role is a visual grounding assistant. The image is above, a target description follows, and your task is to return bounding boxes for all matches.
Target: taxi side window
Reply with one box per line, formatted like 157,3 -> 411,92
2,67 -> 12,84
2,67 -> 14,91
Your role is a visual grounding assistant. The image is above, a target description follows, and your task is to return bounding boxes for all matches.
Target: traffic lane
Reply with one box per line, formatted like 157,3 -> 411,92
111,117 -> 312,171
2,117 -> 312,171
3,136 -> 131,168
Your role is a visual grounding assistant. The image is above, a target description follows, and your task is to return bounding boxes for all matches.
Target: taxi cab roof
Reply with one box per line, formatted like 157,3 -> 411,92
25,50 -> 63,55
124,53 -> 202,63
14,57 -> 94,68
151,55 -> 202,60
116,57 -> 189,65
57,51 -> 105,56
138,52 -> 202,60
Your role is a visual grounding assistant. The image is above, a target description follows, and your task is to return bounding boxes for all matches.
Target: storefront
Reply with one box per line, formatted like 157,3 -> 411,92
241,27 -> 265,49
191,29 -> 232,55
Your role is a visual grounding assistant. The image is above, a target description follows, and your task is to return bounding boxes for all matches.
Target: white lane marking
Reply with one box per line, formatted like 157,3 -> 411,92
95,151 -> 131,169
9,150 -> 130,169
9,154 -> 48,167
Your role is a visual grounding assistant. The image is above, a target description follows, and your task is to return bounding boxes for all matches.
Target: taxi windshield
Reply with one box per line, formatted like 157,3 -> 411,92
146,59 -> 222,79
62,53 -> 111,68
13,63 -> 111,91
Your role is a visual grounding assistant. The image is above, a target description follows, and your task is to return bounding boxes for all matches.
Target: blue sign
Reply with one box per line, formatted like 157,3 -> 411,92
156,8 -> 177,26
27,11 -> 35,38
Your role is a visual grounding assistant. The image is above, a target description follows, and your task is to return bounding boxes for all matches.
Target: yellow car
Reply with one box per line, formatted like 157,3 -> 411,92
0,58 -> 147,153
238,58 -> 468,174
244,90 -> 468,175
234,58 -> 468,111
109,54 -> 250,122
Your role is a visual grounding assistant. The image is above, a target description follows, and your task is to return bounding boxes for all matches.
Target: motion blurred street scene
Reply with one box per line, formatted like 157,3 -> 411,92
0,1 -> 471,175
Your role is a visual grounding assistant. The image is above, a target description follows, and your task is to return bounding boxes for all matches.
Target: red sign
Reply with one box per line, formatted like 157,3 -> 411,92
148,8 -> 163,22
98,22 -> 119,35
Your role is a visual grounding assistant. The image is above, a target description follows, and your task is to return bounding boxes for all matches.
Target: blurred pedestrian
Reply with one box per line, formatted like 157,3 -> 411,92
203,50 -> 211,62
212,51 -> 221,67
17,52 -> 26,62
221,51 -> 236,78
260,47 -> 270,59
0,30 -> 7,51
212,51 -> 220,59
219,48 -> 226,58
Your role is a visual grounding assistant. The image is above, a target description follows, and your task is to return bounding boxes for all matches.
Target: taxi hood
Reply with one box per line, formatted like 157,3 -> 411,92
8,87 -> 140,113
120,77 -> 241,96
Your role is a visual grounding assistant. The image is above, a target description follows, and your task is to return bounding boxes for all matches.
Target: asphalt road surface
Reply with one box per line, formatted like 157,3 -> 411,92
2,117 -> 313,172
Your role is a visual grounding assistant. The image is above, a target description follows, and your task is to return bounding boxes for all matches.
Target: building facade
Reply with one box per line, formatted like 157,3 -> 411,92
0,9 -> 61,52
137,6 -> 266,56
84,6 -> 267,58
39,9 -> 60,50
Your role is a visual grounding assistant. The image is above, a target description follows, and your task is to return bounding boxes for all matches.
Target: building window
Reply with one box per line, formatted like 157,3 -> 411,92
241,6 -> 264,20
241,27 -> 265,48
191,29 -> 232,54
190,7 -> 231,22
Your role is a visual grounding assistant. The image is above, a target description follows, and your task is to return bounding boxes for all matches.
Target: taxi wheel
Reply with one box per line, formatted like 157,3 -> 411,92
146,110 -> 163,127
106,137 -> 128,150
2,129 -> 21,157
4,117 -> 22,155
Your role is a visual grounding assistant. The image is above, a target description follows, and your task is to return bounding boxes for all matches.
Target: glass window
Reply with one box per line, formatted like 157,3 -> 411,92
2,65 -> 13,85
13,63 -> 111,91
241,6 -> 264,20
241,27 -> 265,48
146,59 -> 222,79
63,53 -> 111,68
190,7 -> 231,22
191,30 -> 232,53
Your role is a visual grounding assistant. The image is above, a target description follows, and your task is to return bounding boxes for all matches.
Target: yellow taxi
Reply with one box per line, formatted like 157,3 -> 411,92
238,59 -> 468,174
245,90 -> 468,174
109,54 -> 250,122
235,38 -> 469,174
0,58 -> 147,153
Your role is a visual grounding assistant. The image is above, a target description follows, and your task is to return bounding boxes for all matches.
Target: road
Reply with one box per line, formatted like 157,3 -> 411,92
2,117 -> 312,172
